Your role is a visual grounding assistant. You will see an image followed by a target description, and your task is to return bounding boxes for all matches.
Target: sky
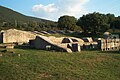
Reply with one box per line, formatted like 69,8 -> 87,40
0,0 -> 120,21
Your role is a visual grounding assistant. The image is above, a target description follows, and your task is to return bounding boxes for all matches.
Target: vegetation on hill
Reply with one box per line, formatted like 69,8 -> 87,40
0,6 -> 57,31
0,48 -> 119,80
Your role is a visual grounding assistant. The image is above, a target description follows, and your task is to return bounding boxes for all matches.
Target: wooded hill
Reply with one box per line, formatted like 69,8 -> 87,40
0,6 -> 57,31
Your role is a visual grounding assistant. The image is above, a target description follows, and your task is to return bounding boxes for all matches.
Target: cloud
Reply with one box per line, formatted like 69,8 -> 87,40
32,0 -> 89,21
58,0 -> 89,16
32,3 -> 58,20
32,3 -> 58,13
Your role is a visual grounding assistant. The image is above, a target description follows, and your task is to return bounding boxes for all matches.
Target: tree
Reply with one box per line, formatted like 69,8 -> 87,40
57,15 -> 80,31
106,13 -> 115,23
77,12 -> 110,34
111,19 -> 120,29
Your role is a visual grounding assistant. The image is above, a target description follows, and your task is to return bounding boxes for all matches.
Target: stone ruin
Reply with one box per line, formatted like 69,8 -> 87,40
82,37 -> 98,49
100,39 -> 120,51
0,29 -> 37,43
0,29 -> 84,52
0,29 -> 37,48
98,33 -> 120,51
29,35 -> 84,53
0,29 -> 119,53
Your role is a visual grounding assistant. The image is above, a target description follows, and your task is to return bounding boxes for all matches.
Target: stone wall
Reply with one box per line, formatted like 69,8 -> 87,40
100,39 -> 120,51
48,36 -> 64,44
30,35 -> 84,53
32,36 -> 69,52
82,37 -> 98,49
1,29 -> 37,43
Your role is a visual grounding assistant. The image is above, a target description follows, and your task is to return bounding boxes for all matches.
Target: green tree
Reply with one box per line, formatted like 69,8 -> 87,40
111,18 -> 120,29
77,12 -> 110,34
57,15 -> 80,31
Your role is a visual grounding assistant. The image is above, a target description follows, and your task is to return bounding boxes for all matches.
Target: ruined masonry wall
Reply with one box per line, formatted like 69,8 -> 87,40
101,39 -> 120,51
3,29 -> 37,43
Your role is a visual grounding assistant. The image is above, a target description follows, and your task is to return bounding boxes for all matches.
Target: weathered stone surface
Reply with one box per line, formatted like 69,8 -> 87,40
30,35 -> 84,53
0,54 -> 2,56
5,45 -> 14,49
48,36 -> 64,44
82,37 -> 98,49
100,38 -> 120,51
0,29 -> 37,43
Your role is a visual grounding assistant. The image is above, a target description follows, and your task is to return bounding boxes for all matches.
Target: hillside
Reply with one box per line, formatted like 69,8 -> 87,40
0,6 -> 57,31
0,6 -> 55,23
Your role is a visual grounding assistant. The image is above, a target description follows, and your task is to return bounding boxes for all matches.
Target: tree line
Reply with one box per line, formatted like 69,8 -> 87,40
57,12 -> 120,35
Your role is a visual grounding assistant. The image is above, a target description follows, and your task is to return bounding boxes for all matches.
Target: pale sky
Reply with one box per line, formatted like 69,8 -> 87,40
0,0 -> 120,21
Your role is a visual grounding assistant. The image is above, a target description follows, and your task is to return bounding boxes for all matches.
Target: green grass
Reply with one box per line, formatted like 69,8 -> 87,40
0,48 -> 120,80
42,33 -> 69,37
42,33 -> 85,38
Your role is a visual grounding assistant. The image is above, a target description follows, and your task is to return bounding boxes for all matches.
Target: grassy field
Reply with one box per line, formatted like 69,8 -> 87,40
0,48 -> 120,80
